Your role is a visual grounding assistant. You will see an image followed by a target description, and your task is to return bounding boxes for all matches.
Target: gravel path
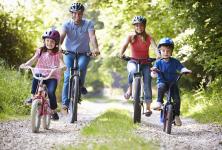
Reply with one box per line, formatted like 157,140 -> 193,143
0,100 -> 131,150
137,110 -> 222,150
0,99 -> 221,150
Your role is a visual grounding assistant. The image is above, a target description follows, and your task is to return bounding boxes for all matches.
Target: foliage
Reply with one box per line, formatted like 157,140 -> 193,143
0,9 -> 37,66
181,76 -> 222,125
171,0 -> 222,84
0,59 -> 30,119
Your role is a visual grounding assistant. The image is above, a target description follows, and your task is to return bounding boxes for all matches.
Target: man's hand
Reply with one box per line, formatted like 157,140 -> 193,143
91,49 -> 100,57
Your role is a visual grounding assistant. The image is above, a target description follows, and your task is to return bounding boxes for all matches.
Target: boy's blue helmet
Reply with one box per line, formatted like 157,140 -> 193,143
158,37 -> 174,49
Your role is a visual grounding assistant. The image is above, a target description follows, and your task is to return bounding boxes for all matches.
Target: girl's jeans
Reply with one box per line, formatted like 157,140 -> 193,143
127,61 -> 152,103
62,54 -> 90,107
31,76 -> 58,110
157,82 -> 181,116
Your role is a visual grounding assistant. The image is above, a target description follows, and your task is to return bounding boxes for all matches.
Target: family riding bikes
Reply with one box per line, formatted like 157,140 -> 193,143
120,15 -> 192,133
20,2 -> 100,132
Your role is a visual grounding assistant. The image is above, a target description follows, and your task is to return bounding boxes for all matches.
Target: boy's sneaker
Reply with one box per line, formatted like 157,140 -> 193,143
152,102 -> 163,110
24,98 -> 32,105
175,116 -> 182,126
51,112 -> 59,120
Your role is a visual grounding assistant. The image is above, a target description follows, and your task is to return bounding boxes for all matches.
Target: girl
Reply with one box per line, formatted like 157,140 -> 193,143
20,28 -> 64,120
120,16 -> 160,117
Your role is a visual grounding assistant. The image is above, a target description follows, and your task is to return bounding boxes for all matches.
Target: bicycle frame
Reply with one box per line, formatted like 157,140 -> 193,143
62,50 -> 91,123
122,56 -> 155,123
159,72 -> 185,134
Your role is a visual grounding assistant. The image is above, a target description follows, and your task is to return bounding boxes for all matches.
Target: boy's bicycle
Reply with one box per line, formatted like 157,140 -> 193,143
20,66 -> 64,133
121,56 -> 156,123
61,50 -> 97,123
153,70 -> 190,134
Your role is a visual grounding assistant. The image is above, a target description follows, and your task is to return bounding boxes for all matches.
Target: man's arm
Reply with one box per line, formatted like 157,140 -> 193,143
60,30 -> 66,47
89,30 -> 99,55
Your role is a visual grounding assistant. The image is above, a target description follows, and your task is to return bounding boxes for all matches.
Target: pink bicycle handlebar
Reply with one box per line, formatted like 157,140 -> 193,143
20,66 -> 66,81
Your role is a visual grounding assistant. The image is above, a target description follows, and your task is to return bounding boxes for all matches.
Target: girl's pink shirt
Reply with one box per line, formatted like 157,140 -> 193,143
35,49 -> 62,80
130,35 -> 151,63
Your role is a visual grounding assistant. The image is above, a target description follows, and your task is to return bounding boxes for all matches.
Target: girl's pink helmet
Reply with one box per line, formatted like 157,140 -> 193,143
42,29 -> 60,45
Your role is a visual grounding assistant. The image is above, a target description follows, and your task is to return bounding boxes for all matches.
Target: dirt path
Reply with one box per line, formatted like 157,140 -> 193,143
0,98 -> 221,150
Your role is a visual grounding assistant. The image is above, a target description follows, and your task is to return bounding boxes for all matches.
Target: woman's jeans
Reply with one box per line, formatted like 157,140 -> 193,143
157,82 -> 181,116
62,54 -> 90,107
31,76 -> 58,110
127,61 -> 152,103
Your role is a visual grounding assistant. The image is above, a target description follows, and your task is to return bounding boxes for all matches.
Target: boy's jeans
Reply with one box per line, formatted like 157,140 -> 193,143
157,82 -> 181,116
62,54 -> 90,107
127,61 -> 152,103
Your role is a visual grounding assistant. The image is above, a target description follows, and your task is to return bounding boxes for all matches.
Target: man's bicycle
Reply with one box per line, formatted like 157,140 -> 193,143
20,66 -> 64,133
121,56 -> 156,123
153,69 -> 191,134
61,50 -> 99,123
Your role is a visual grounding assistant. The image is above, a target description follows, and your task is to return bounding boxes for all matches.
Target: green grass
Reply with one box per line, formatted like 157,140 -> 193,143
0,61 -> 31,120
82,109 -> 134,137
181,87 -> 222,125
61,109 -> 159,150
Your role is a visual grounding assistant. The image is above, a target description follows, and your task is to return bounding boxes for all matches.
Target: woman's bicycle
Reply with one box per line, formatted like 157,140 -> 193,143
61,50 -> 98,123
121,56 -> 156,123
20,66 -> 64,133
153,69 -> 190,134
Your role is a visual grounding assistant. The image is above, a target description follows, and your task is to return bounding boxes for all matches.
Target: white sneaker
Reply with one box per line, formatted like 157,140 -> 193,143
175,116 -> 182,126
152,102 -> 163,110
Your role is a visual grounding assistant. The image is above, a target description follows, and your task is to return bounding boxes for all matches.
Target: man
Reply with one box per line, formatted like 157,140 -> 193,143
60,2 -> 100,111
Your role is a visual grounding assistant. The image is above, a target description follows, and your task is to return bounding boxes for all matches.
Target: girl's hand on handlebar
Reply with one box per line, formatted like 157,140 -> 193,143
19,63 -> 30,69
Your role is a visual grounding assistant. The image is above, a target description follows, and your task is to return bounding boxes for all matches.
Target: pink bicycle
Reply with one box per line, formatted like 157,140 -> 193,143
20,66 -> 64,133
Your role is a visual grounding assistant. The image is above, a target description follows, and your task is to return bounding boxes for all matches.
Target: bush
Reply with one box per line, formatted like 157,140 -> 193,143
181,76 -> 222,125
0,60 -> 30,116
0,10 -> 38,67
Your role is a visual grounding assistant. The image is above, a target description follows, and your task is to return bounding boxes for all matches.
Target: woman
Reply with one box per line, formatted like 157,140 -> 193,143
120,16 -> 159,116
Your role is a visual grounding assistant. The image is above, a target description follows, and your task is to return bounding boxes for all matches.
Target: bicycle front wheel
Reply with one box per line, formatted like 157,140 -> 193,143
31,99 -> 42,133
164,104 -> 173,134
69,76 -> 80,123
42,101 -> 51,130
133,77 -> 141,123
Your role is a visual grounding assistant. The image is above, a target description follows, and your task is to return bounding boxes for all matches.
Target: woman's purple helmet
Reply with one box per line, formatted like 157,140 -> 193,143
42,29 -> 60,45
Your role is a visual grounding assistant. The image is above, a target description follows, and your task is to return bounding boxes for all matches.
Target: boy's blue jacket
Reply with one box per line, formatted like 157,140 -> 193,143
154,57 -> 184,83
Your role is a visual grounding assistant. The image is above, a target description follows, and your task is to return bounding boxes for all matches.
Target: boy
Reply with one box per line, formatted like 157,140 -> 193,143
151,37 -> 192,126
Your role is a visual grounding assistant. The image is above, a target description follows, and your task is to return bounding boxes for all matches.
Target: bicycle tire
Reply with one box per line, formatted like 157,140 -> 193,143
31,99 -> 41,133
42,101 -> 51,130
133,77 -> 141,123
69,76 -> 79,123
165,104 -> 173,134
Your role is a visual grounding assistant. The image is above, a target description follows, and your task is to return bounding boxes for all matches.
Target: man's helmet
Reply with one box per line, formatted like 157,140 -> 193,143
132,16 -> 147,25
69,2 -> 85,12
158,37 -> 174,49
42,29 -> 60,45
